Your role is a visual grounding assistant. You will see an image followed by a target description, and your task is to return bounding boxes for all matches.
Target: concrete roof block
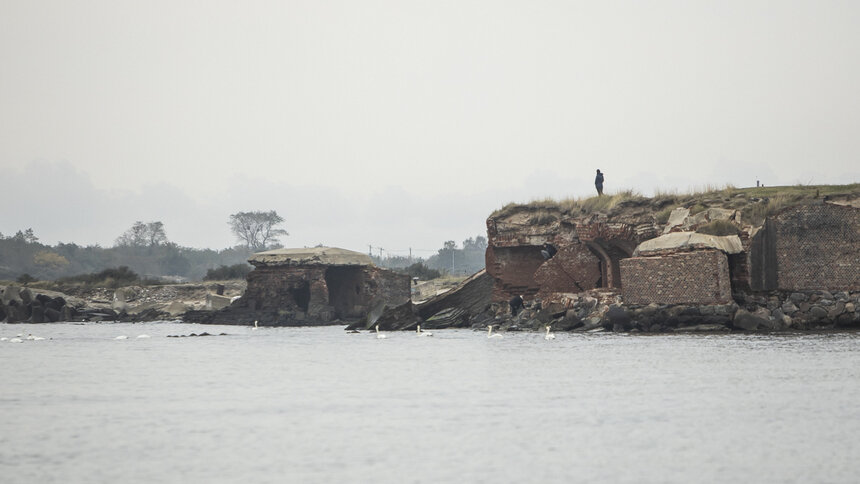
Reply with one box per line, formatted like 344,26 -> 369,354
249,247 -> 373,267
634,232 -> 744,256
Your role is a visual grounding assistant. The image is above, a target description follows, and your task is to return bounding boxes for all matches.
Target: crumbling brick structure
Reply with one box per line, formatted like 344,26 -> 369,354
620,249 -> 732,305
485,211 -> 654,301
240,247 -> 410,323
750,202 -> 860,291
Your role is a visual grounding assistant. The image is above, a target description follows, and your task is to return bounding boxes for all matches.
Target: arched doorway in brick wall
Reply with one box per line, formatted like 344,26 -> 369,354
586,239 -> 634,289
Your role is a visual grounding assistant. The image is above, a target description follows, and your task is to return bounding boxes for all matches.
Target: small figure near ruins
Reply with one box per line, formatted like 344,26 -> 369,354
509,294 -> 525,316
541,242 -> 558,260
595,169 -> 604,196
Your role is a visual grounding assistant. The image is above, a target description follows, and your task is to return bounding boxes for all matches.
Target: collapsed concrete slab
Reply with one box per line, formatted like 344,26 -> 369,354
633,232 -> 743,256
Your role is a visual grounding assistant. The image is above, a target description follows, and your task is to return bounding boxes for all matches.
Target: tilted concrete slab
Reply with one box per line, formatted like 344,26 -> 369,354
249,247 -> 373,267
634,232 -> 743,256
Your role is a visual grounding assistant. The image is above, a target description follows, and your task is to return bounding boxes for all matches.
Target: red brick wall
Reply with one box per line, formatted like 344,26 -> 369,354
772,203 -> 860,291
620,250 -> 732,305
534,243 -> 602,297
485,245 -> 546,300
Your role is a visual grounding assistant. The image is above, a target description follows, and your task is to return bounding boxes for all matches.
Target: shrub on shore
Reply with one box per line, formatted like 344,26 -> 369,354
203,263 -> 252,281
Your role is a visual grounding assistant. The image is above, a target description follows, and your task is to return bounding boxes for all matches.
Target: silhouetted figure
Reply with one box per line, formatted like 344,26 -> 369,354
509,295 -> 525,316
541,242 -> 558,260
595,169 -> 604,196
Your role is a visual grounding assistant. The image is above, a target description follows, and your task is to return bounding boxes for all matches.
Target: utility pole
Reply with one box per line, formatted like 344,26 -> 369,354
409,247 -> 412,262
368,244 -> 373,256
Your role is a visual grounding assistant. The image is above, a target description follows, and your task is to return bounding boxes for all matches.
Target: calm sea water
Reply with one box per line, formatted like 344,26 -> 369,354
1,322 -> 859,484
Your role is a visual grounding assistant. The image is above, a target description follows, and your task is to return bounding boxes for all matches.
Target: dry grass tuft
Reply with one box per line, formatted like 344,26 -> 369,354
696,220 -> 740,236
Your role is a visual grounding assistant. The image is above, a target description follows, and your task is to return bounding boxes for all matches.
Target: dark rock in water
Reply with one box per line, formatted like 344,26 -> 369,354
168,332 -> 227,338
537,302 -> 566,324
30,304 -> 45,323
607,305 -> 632,331
836,313 -> 859,328
555,310 -> 582,331
733,309 -> 768,331
60,305 -> 74,322
44,308 -> 60,322
169,332 -> 225,337
35,294 -> 52,305
809,305 -> 828,322
47,296 -> 66,311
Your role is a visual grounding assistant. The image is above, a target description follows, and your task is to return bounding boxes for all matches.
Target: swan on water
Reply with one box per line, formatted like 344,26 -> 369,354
375,325 -> 387,339
417,325 -> 433,337
9,338 -> 23,343
487,325 -> 503,338
26,334 -> 45,341
0,337 -> 7,341
252,320 -> 259,331
136,334 -> 151,339
115,335 -> 128,340
545,326 -> 556,340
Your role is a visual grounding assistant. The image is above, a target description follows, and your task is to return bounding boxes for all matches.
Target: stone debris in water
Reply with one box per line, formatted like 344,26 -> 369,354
166,332 -> 229,338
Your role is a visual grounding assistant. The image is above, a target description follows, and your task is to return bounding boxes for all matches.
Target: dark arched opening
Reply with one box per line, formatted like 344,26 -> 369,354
587,239 -> 633,289
289,282 -> 310,312
325,267 -> 365,319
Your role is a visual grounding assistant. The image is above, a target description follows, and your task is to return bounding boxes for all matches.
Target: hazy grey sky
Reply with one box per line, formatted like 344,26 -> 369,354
2,0 -> 858,255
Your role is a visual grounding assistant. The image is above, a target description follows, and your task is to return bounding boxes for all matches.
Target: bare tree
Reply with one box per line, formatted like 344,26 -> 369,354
146,221 -> 168,246
115,221 -> 168,247
228,211 -> 288,251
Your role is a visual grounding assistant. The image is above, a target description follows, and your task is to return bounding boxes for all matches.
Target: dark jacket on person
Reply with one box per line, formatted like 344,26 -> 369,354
509,295 -> 525,315
595,172 -> 604,186
541,243 -> 558,260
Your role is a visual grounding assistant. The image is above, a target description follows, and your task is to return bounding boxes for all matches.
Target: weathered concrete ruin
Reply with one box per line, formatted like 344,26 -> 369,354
187,247 -> 411,326
483,196 -> 860,332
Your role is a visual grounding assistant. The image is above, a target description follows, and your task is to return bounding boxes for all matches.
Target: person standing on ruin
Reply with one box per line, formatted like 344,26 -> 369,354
595,169 -> 604,196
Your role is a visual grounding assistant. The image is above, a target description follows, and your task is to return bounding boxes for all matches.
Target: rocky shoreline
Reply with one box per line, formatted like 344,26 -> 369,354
3,280 -> 859,334
342,270 -> 860,334
0,282 -> 245,324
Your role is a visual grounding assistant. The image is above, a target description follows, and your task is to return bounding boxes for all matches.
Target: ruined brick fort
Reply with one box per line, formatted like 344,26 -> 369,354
484,190 -> 860,331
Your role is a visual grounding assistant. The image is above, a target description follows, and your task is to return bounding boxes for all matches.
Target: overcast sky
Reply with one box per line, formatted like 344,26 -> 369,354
2,1 -> 858,257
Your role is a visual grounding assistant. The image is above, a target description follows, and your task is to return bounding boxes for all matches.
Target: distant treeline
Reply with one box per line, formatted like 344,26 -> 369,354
372,235 -> 487,277
0,229 -> 253,283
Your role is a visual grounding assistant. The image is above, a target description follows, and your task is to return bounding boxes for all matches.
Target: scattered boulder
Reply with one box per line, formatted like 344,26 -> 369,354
733,309 -> 768,331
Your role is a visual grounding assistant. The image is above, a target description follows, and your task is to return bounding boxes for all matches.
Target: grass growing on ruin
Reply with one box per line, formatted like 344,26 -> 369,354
490,183 -> 860,226
696,220 -> 740,236
491,190 -> 647,219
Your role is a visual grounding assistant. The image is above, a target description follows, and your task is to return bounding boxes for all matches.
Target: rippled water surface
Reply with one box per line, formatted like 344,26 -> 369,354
2,322 -> 859,483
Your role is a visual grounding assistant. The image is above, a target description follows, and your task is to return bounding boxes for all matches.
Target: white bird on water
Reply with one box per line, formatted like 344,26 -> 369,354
115,335 -> 128,340
136,334 -> 151,339
375,325 -> 387,339
9,338 -> 23,343
487,325 -> 503,339
26,334 -> 45,341
545,326 -> 556,340
417,325 -> 433,337
252,320 -> 259,331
